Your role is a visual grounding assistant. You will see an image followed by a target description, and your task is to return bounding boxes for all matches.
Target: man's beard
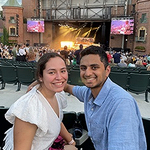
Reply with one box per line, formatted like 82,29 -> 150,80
90,83 -> 102,89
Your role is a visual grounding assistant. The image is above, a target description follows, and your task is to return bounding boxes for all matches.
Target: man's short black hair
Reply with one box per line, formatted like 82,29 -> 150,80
80,45 -> 109,69
26,43 -> 29,47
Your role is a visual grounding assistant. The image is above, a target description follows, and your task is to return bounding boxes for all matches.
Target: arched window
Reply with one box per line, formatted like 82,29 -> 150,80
9,26 -> 16,36
138,26 -> 146,41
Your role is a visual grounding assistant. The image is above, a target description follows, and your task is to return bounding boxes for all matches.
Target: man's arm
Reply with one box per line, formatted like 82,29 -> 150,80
27,82 -> 75,95
64,83 -> 74,95
26,80 -> 38,92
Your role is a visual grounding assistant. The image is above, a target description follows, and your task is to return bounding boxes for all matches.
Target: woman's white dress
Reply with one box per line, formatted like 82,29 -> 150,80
3,86 -> 67,150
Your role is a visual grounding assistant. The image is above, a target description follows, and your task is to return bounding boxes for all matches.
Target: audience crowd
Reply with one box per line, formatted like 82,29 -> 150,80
0,42 -> 150,71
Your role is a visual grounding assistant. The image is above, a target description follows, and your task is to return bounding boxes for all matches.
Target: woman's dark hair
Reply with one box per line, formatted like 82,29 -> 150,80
36,52 -> 66,83
80,45 -> 109,69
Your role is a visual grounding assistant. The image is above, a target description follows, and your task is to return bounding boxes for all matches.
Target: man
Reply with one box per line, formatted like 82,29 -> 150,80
113,50 -> 121,63
74,44 -> 83,65
11,44 -> 18,61
64,45 -> 147,150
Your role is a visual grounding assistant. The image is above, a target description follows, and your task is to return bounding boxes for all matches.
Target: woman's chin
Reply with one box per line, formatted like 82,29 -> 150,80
55,88 -> 64,93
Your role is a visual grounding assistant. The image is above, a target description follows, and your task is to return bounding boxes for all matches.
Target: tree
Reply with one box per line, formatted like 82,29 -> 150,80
1,26 -> 9,45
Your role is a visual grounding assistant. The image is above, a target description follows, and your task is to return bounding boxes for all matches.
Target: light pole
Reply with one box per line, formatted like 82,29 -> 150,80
121,0 -> 128,50
38,0 -> 43,45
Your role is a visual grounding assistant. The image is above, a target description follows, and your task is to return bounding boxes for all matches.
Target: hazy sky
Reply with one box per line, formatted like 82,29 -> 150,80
0,0 -> 22,10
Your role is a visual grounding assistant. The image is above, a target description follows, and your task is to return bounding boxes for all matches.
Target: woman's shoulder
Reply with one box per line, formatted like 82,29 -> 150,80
16,86 -> 40,105
5,86 -> 46,124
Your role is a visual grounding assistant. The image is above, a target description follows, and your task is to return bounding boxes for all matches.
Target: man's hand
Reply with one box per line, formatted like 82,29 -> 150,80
26,80 -> 38,93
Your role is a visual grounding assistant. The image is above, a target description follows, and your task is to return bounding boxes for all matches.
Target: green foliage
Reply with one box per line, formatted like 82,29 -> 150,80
1,26 -> 9,45
135,46 -> 145,50
9,40 -> 17,46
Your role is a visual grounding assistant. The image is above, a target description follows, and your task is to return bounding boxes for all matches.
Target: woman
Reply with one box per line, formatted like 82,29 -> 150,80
3,52 -> 77,150
60,50 -> 70,65
26,47 -> 36,63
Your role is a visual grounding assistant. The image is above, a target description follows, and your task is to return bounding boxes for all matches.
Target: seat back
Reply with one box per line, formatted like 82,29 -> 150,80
68,69 -> 84,86
77,112 -> 87,131
111,66 -> 122,72
16,66 -> 36,86
128,73 -> 150,94
77,112 -> 95,150
62,111 -> 77,130
109,72 -> 129,90
0,65 -> 18,84
121,67 -> 139,74
0,67 -> 3,82
139,67 -> 147,73
139,70 -> 150,74
72,65 -> 80,70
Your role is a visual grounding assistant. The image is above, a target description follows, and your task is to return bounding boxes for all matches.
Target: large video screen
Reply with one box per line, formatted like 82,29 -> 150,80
27,19 -> 44,33
110,18 -> 134,35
